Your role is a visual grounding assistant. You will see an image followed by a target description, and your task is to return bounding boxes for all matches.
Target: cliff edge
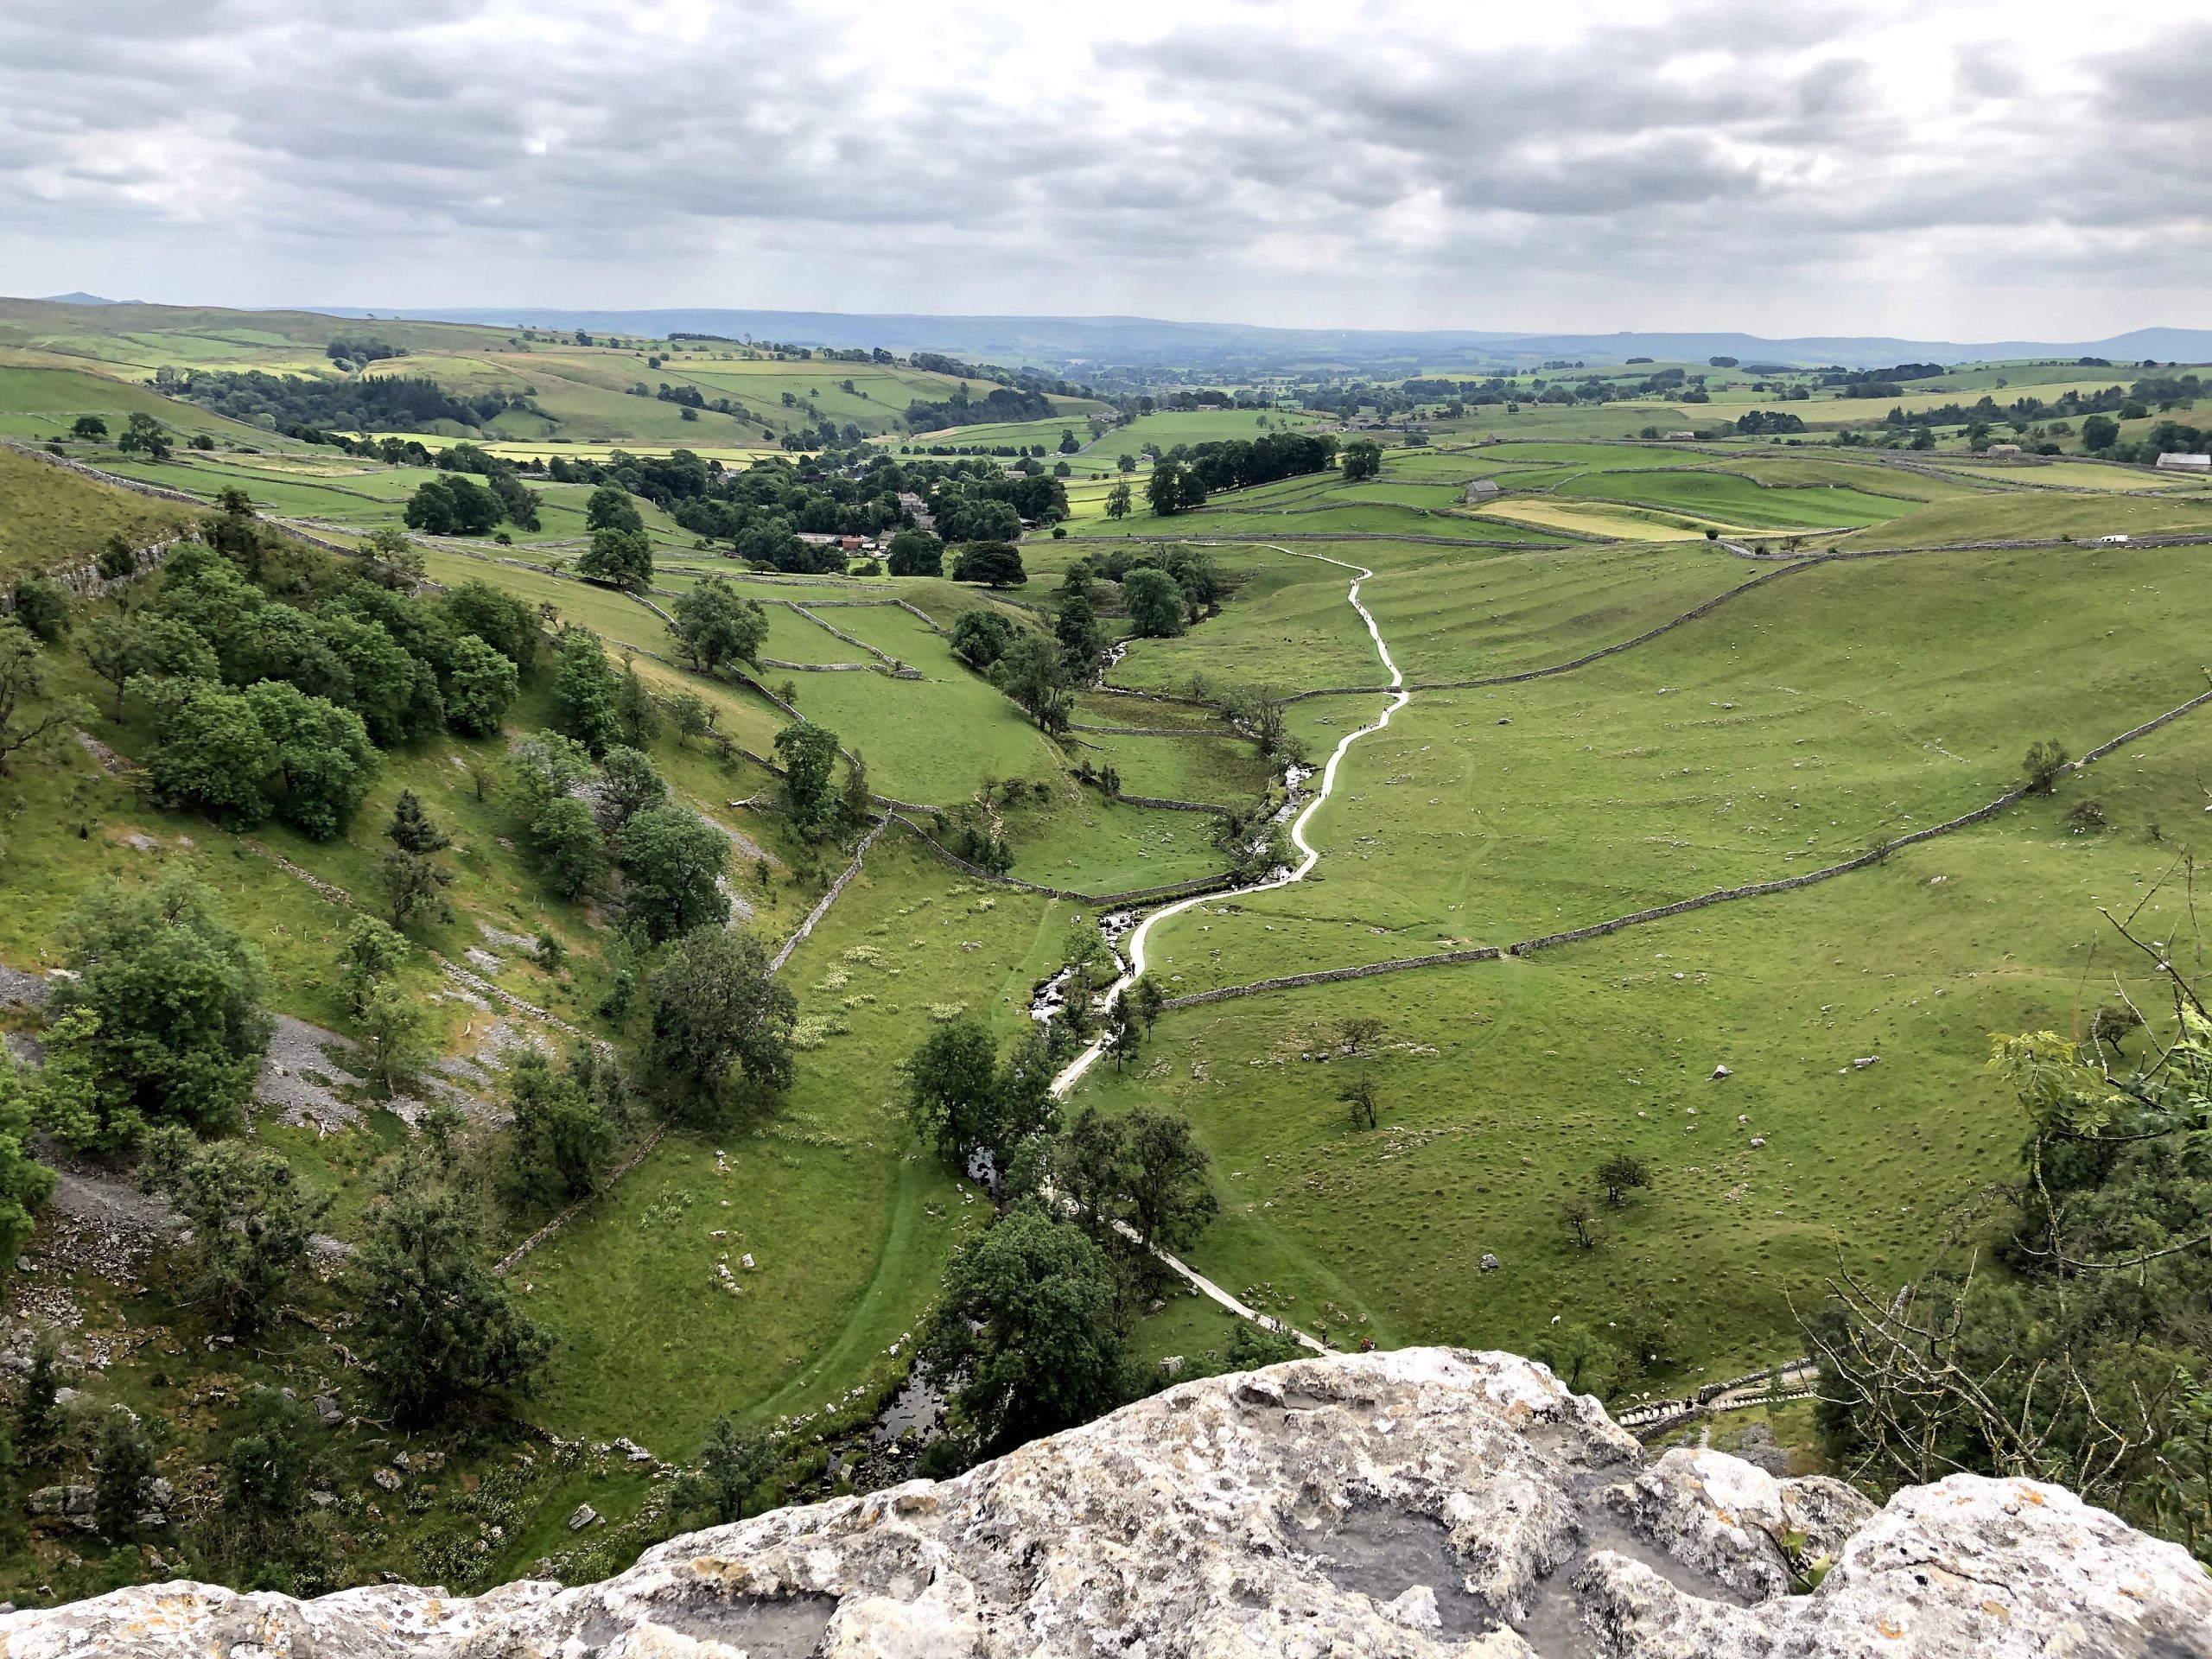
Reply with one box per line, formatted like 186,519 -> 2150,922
3,1348 -> 2206,1656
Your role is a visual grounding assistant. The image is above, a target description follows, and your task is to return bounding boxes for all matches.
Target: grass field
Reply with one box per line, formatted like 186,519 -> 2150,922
1834,491 -> 2212,547
522,832 -> 1068,1452
1936,461 -> 2207,493
0,446 -> 196,581
1556,469 -> 1921,530
1136,539 -> 2212,994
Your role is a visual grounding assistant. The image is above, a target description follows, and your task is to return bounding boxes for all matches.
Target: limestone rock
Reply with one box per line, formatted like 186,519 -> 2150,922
3,1348 -> 2208,1658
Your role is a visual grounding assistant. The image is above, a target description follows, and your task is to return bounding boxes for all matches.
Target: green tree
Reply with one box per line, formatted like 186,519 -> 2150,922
379,790 -> 454,926
950,542 -> 1027,588
1103,480 -> 1133,521
506,728 -> 594,829
1146,461 -> 1193,516
118,410 -> 171,460
669,689 -> 714,747
219,1389 -> 317,1554
773,720 -> 842,836
1595,1151 -> 1654,1208
613,656 -> 661,747
2023,737 -> 2071,793
137,1126 -> 328,1333
70,414 -> 107,441
902,1017 -> 1001,1170
242,681 -> 378,840
585,482 -> 645,534
10,576 -> 72,644
359,981 -> 431,1096
504,1045 -> 621,1200
885,529 -> 942,577
52,871 -> 272,1141
444,632 -> 519,735
1055,583 -> 1103,665
359,526 -> 426,591
403,474 -> 499,536
551,627 -> 622,755
670,1416 -> 780,1527
16,1335 -> 59,1452
596,745 -> 667,830
989,630 -> 1072,734
355,1183 -> 550,1424
949,609 -> 1015,669
83,612 -> 216,718
2081,414 -> 2120,452
614,803 -> 729,941
535,795 -> 606,899
144,679 -> 275,826
310,609 -> 422,746
919,1201 -> 1126,1455
337,914 -> 408,1017
667,576 -> 767,673
1058,1104 -> 1217,1263
444,582 -> 540,671
1122,568 -> 1186,639
1117,452 -> 1137,474
577,526 -> 654,592
0,619 -> 91,778
0,1052 -> 54,1267
646,927 -> 796,1109
92,1409 -> 156,1540
1342,438 -> 1383,481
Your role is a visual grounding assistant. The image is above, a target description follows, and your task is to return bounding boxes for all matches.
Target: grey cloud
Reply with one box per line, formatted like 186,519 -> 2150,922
0,0 -> 2202,337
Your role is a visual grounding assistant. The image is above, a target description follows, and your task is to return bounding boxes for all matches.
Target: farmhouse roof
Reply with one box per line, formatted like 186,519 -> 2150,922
2155,451 -> 2210,470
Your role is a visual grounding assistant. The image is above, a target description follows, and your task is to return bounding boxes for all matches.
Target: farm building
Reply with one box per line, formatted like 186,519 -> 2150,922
1663,429 -> 1697,440
2155,451 -> 2210,471
1463,480 -> 1501,503
1983,442 -> 2022,457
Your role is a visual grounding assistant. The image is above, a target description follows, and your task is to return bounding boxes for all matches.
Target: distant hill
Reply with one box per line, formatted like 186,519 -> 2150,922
38,290 -> 122,305
300,304 -> 2212,372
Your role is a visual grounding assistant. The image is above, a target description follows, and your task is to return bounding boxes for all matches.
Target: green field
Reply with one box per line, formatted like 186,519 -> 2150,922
0,446 -> 196,581
1556,468 -> 1921,529
522,833 -> 1065,1451
1134,539 -> 2212,993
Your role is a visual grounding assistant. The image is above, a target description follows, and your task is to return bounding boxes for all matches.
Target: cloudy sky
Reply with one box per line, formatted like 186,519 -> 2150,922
2,0 -> 2203,339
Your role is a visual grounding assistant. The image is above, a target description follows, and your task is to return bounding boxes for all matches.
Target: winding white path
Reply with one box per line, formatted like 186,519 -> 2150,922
1045,546 -> 1408,1353
1051,545 -> 1408,1097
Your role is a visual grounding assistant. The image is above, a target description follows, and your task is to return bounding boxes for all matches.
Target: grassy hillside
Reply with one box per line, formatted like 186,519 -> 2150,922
0,447 -> 195,582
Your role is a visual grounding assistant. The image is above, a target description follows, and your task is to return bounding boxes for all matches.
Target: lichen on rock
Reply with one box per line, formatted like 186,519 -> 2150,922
3,1348 -> 2208,1656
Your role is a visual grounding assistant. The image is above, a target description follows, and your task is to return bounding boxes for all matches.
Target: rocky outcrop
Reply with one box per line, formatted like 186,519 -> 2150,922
3,1348 -> 2207,1656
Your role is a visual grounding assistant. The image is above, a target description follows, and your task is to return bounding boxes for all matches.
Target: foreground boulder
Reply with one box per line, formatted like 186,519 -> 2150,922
3,1348 -> 2208,1656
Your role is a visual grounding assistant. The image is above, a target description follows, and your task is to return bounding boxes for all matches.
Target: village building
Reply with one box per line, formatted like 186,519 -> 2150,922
2156,451 -> 2211,472
1982,442 -> 2022,458
1462,480 -> 1501,503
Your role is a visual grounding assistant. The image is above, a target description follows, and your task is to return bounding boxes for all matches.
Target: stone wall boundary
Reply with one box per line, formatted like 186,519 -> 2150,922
1112,792 -> 1231,814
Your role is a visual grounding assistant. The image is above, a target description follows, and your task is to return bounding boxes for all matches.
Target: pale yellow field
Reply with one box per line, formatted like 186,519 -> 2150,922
1936,461 -> 2209,493
1471,499 -> 1735,541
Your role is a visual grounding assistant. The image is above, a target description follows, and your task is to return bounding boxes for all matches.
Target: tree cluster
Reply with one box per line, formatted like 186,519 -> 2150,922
110,528 -> 528,838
